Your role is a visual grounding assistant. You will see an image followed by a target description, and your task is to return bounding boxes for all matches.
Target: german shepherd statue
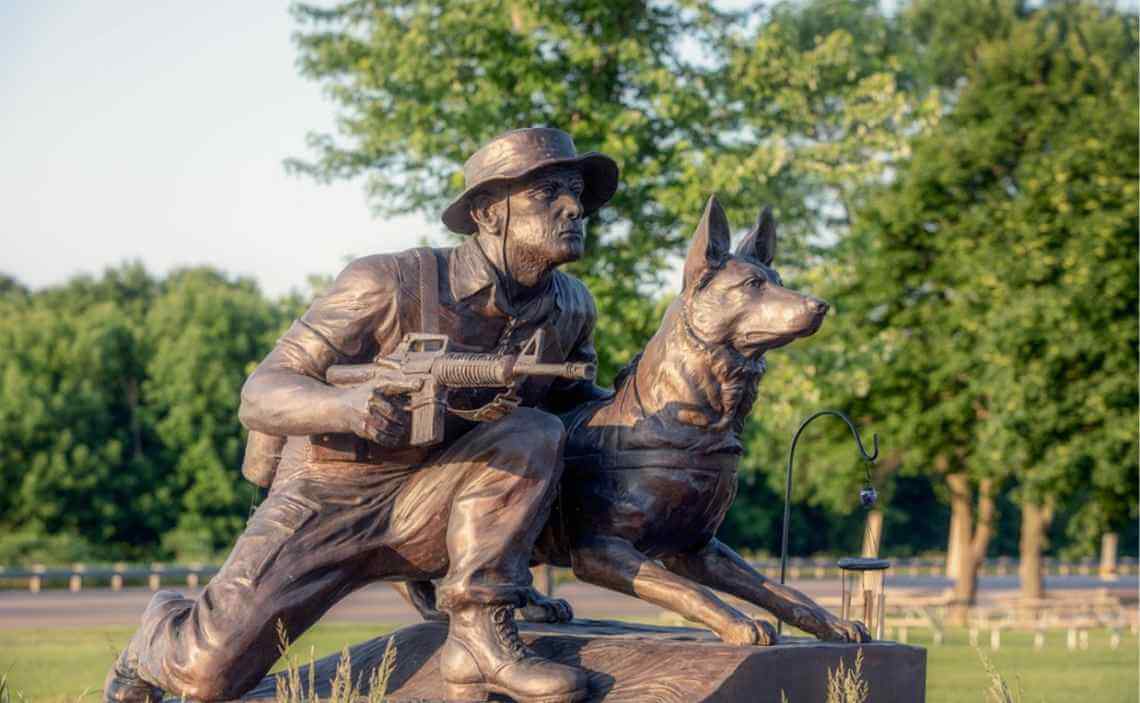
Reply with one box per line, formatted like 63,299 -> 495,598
398,195 -> 870,646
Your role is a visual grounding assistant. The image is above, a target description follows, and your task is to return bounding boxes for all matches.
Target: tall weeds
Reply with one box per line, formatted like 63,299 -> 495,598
976,647 -> 1025,703
826,649 -> 869,703
273,620 -> 396,703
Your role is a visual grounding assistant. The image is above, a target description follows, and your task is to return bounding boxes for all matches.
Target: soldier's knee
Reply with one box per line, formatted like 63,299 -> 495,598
490,407 -> 565,485
510,407 -> 565,449
176,652 -> 251,701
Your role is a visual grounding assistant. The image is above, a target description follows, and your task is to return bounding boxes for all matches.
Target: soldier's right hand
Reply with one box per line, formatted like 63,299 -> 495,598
341,383 -> 412,447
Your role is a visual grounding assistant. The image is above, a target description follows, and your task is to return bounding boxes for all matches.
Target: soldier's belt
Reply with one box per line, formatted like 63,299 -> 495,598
309,433 -> 432,465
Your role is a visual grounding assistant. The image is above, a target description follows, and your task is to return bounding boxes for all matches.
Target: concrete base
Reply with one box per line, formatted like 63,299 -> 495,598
238,619 -> 926,702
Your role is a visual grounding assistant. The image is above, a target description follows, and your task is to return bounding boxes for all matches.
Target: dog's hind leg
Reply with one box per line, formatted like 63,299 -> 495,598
662,539 -> 870,643
569,535 -> 773,646
390,580 -> 448,622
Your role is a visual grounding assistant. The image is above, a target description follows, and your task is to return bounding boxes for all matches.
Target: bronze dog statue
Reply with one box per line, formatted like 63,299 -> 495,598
399,195 -> 870,645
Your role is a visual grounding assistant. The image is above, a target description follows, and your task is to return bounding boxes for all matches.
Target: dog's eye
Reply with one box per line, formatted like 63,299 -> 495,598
748,278 -> 767,289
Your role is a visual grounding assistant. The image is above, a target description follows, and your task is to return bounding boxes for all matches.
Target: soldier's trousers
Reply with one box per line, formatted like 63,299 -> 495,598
132,407 -> 565,701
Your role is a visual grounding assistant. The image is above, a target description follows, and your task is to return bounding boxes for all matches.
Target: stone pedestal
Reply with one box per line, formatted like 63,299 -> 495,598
238,619 -> 926,702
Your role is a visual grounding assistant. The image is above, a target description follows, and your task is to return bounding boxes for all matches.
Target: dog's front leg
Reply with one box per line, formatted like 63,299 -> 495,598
663,539 -> 870,643
570,535 -> 774,646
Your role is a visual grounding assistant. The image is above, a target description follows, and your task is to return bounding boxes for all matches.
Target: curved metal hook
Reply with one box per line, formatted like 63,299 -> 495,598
777,409 -> 879,633
794,410 -> 878,463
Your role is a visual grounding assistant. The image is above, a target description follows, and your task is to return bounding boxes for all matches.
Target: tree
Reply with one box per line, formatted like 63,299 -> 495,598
0,265 -> 161,560
143,268 -> 294,558
290,0 -> 941,561
0,264 -> 294,562
289,0 -> 930,381
823,1 -> 1138,605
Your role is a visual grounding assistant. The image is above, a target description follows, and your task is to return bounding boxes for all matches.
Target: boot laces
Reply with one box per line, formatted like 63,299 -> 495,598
491,606 -> 533,659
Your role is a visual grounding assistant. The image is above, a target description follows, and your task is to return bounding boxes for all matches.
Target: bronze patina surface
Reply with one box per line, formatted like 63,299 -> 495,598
107,127 -> 872,703
235,620 -> 926,703
403,196 -> 871,648
106,128 -> 615,703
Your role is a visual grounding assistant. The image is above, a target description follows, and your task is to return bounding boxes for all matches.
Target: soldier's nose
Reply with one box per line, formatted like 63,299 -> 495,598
560,193 -> 583,220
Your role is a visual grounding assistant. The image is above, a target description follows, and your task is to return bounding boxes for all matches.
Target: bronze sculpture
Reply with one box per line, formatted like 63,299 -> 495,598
402,195 -> 872,647
106,128 -> 616,703
105,127 -> 867,703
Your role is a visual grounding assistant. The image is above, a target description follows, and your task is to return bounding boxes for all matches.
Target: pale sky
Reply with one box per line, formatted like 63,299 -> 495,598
1,1 -> 434,297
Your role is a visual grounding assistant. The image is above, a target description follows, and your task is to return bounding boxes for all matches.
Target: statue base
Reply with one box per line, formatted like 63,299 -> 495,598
237,619 -> 926,702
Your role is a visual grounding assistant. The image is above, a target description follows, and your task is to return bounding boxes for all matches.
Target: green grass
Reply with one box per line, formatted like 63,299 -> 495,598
0,624 -> 1135,702
0,624 -> 395,703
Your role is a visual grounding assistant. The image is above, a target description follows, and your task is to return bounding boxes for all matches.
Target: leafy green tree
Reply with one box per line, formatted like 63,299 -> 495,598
290,0 -> 943,560
821,1 -> 1138,603
289,0 -> 929,381
0,265 -> 294,563
0,265 -> 161,561
143,268 -> 293,558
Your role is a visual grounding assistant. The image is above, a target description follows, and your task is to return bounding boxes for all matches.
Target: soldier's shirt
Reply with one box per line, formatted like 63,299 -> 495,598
272,237 -> 600,426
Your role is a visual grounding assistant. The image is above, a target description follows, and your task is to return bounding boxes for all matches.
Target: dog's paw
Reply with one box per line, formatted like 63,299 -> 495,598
825,618 -> 871,643
716,619 -> 762,646
519,596 -> 574,623
753,619 -> 780,646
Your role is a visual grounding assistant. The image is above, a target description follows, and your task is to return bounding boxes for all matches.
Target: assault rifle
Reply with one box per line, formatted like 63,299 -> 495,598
325,330 -> 594,447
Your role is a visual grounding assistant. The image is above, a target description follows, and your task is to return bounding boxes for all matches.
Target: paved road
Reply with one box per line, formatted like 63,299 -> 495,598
2,574 -> 1134,630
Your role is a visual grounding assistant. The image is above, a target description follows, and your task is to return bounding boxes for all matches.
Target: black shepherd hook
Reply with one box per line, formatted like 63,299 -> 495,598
777,410 -> 879,633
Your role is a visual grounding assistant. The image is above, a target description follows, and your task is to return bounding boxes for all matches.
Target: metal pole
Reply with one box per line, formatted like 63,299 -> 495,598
778,410 -> 878,634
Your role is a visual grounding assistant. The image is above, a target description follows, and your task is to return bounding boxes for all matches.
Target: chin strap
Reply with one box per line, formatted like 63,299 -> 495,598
500,190 -> 514,308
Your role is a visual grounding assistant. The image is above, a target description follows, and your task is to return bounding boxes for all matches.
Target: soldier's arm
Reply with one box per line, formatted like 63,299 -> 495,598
542,286 -> 613,415
239,256 -> 401,437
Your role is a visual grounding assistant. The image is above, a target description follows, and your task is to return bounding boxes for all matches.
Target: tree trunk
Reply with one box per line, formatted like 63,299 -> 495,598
961,478 -> 995,605
1099,532 -> 1119,581
945,473 -> 974,624
945,473 -> 973,582
1019,499 -> 1053,601
945,504 -> 963,578
944,475 -> 996,624
861,509 -> 884,558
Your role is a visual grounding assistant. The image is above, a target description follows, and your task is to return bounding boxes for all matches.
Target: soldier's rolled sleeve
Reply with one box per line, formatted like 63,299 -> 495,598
274,255 -> 404,377
239,256 -> 404,435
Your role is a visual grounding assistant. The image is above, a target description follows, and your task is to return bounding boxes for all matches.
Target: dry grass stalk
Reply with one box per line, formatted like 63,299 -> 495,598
976,646 -> 1025,703
1,670 -> 29,703
273,619 -> 397,703
826,649 -> 869,703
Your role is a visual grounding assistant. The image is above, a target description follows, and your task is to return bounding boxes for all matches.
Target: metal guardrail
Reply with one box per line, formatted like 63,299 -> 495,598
748,556 -> 1137,581
0,563 -> 221,592
0,556 -> 1134,592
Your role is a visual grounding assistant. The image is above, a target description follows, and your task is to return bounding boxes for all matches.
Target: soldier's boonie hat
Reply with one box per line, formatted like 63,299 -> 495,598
442,127 -> 619,234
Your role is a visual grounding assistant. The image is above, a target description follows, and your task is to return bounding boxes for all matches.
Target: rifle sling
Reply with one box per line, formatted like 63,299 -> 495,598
416,247 -> 440,334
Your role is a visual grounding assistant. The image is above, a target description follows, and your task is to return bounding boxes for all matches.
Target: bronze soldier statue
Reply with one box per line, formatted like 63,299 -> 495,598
104,127 -> 617,703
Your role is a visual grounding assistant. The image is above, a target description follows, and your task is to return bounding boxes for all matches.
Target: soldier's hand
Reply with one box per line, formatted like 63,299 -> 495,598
342,384 -> 411,447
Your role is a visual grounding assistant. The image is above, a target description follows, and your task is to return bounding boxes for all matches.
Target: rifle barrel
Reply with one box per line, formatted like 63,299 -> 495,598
514,361 -> 595,381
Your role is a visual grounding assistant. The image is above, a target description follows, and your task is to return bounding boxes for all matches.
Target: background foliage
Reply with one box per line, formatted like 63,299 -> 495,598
0,0 -> 1135,567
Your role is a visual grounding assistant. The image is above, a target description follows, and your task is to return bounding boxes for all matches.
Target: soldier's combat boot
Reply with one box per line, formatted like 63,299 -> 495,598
440,604 -> 588,703
103,644 -> 163,703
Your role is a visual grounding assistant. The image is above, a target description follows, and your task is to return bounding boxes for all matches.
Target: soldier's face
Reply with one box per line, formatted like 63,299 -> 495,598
506,166 -> 587,268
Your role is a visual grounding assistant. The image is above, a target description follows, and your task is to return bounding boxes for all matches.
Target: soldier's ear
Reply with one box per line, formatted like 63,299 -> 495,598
683,195 -> 731,290
735,205 -> 776,266
469,190 -> 505,236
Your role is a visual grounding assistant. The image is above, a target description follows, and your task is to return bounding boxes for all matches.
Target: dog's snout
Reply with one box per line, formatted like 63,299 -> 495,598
810,299 -> 829,315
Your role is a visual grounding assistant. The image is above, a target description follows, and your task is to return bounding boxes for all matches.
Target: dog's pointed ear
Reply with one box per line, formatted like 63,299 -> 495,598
683,195 -> 731,289
735,205 -> 777,266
